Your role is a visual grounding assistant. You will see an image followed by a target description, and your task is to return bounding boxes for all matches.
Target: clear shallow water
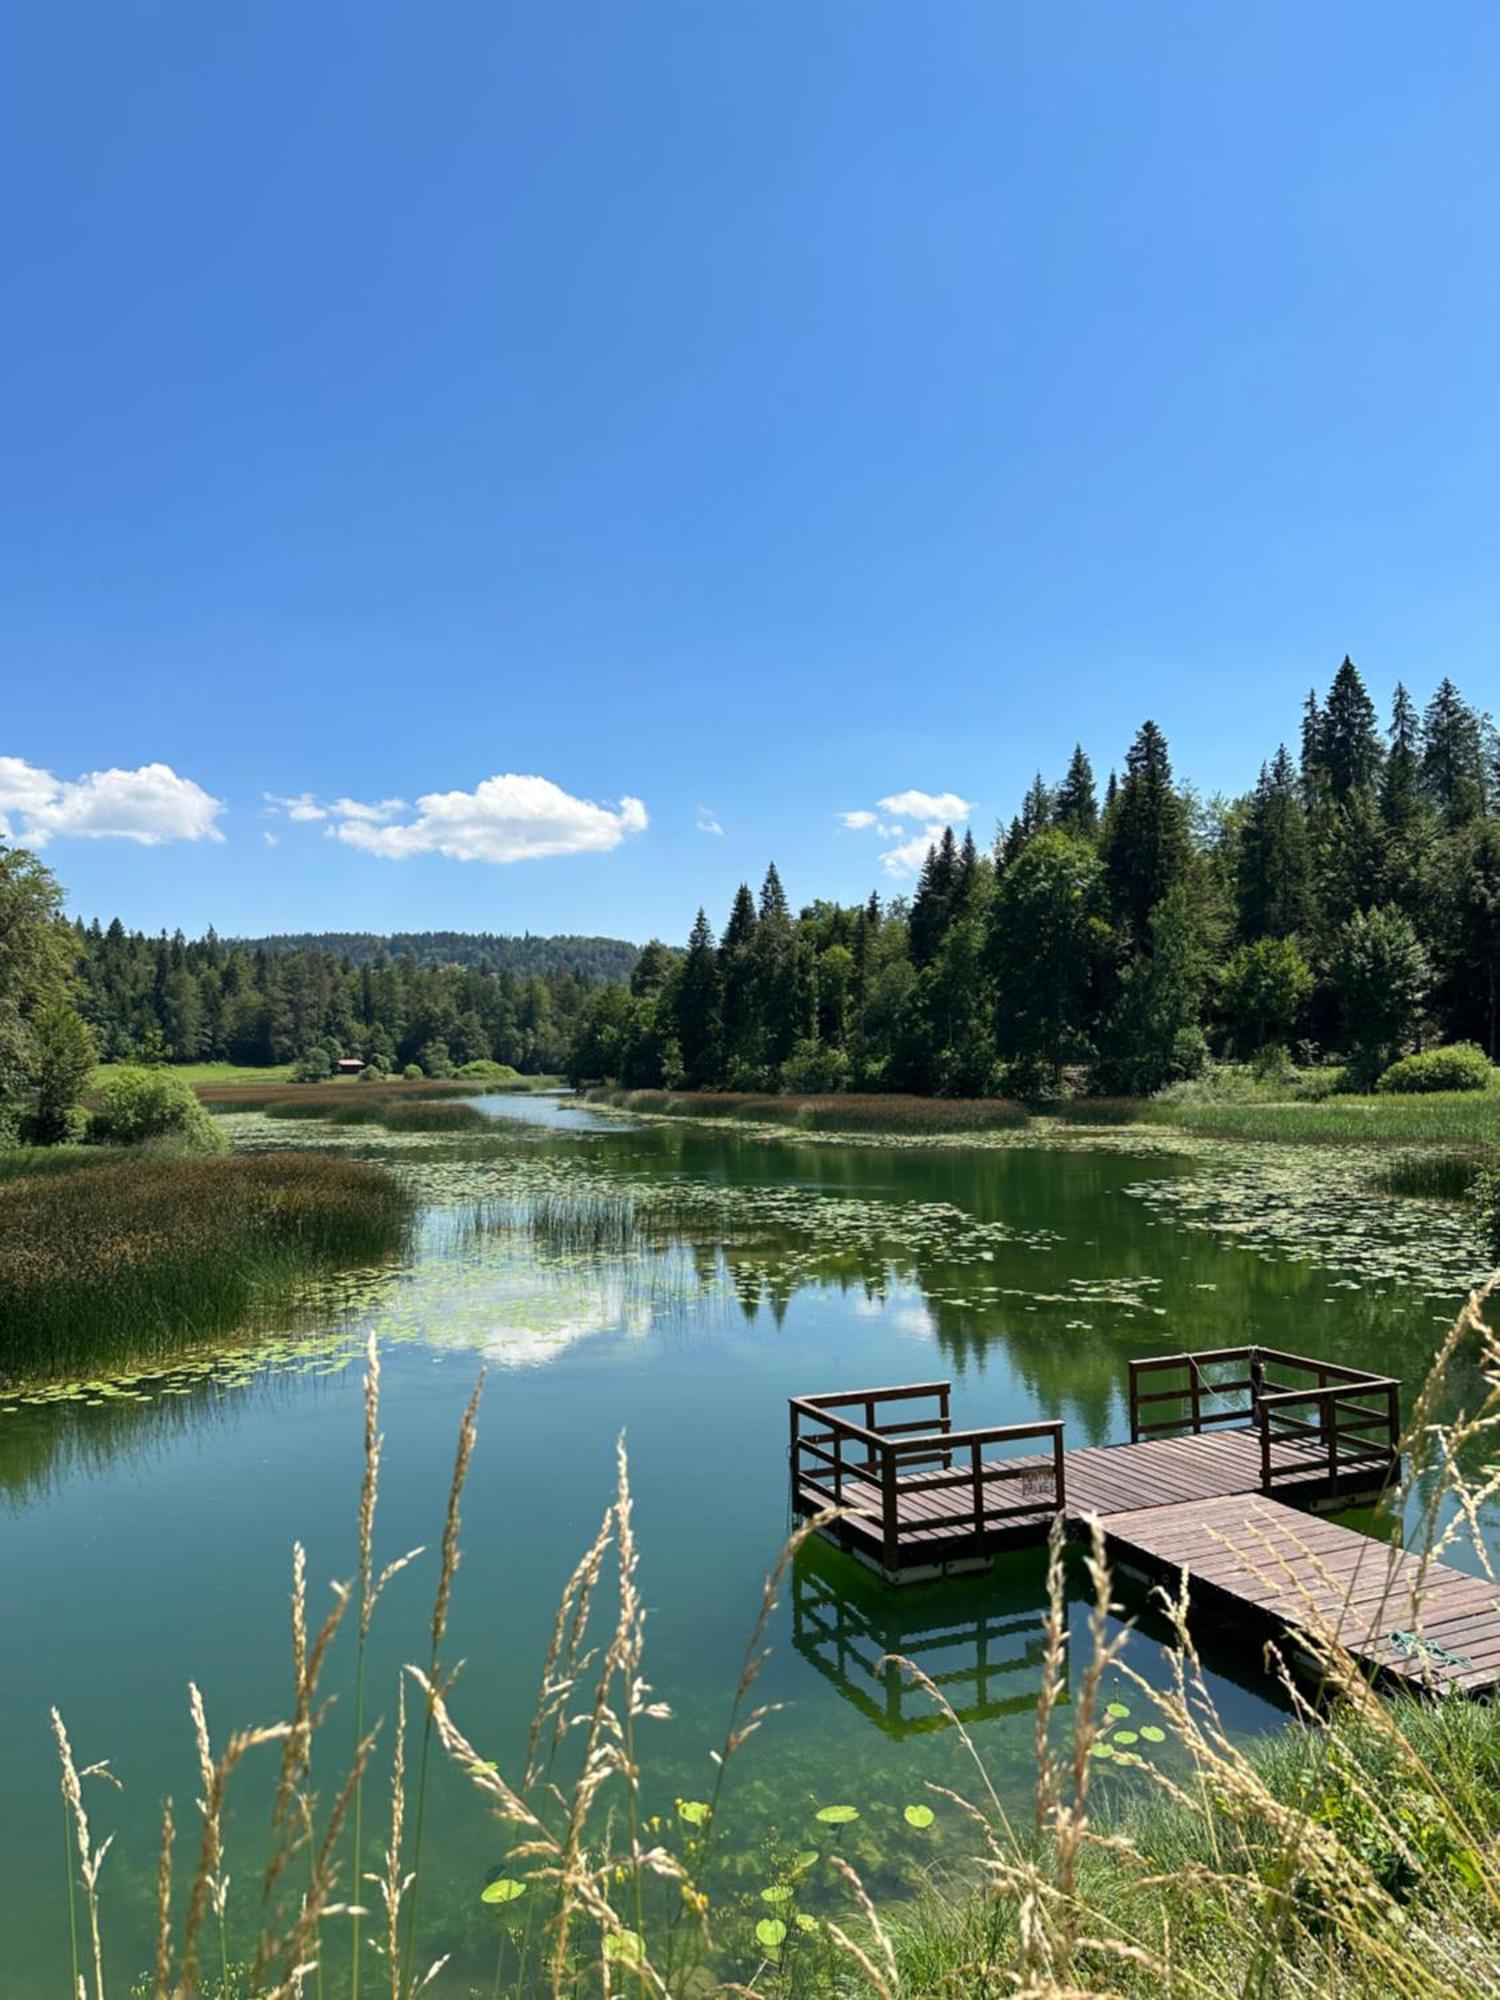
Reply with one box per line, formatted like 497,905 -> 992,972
0,1097 -> 1490,1995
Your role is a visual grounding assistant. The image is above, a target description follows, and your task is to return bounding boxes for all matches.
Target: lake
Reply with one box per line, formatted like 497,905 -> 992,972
0,1096 -> 1489,1995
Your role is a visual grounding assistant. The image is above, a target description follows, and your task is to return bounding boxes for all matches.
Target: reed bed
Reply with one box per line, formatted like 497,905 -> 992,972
0,1154 -> 412,1384
1141,1091 -> 1500,1147
583,1089 -> 1030,1134
45,1280 -> 1500,1998
1368,1149 -> 1486,1202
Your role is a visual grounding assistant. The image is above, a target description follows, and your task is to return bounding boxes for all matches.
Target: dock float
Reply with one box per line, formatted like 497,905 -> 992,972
789,1346 -> 1500,1696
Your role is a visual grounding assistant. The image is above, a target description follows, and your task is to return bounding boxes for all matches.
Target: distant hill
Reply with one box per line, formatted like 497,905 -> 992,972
232,931 -> 640,982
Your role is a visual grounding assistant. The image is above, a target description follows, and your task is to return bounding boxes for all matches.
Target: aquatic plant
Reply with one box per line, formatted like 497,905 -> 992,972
582,1089 -> 1030,1134
0,1153 -> 412,1383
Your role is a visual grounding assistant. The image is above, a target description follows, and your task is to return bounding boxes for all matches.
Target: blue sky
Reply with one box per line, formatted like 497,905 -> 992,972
4,3 -> 1498,944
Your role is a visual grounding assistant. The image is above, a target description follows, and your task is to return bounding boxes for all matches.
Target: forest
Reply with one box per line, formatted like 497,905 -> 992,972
68,924 -> 627,1078
569,658 -> 1500,1097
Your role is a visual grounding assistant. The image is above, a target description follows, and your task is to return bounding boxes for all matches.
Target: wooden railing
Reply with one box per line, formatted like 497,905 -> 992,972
1128,1346 -> 1400,1494
789,1382 -> 1065,1572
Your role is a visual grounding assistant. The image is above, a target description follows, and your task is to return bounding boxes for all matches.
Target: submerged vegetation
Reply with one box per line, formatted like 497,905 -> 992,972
583,1088 -> 1030,1134
0,1152 -> 412,1384
47,1285 -> 1500,1999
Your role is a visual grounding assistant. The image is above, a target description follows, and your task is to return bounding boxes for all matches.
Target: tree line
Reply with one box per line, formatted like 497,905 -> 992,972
71,922 -> 619,1077
568,659 -> 1500,1096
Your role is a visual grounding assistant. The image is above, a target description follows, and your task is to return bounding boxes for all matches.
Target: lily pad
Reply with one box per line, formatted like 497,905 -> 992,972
815,1804 -> 859,1824
1105,1701 -> 1131,1720
481,1877 -> 526,1905
1139,1725 -> 1166,1744
903,1803 -> 936,1828
755,1918 -> 787,1951
760,1885 -> 792,1904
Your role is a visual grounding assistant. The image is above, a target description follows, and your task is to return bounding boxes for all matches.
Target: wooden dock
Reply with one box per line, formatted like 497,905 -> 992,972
789,1346 -> 1500,1697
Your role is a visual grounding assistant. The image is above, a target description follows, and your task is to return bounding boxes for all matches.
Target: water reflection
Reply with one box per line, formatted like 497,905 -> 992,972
791,1540 -> 1066,1738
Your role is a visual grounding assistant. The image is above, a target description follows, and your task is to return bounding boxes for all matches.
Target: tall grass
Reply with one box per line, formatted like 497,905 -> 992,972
0,1153 -> 412,1384
47,1280 -> 1500,1997
1368,1149 -> 1485,1202
1141,1091 -> 1500,1146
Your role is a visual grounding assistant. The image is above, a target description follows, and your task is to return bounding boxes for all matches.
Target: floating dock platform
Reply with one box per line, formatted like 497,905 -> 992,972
789,1347 -> 1500,1696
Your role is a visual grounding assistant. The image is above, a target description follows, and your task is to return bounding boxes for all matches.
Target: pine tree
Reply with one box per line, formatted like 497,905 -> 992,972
908,827 -> 959,967
717,884 -> 759,1074
1054,746 -> 1098,836
674,909 -> 723,1086
1300,689 -> 1326,805
1103,721 -> 1191,949
1320,656 -> 1383,801
1381,683 -> 1422,831
1420,677 -> 1487,825
752,864 -> 799,1073
1237,747 -> 1312,939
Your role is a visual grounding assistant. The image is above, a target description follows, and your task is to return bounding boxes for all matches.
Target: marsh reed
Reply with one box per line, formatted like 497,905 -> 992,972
47,1279 -> 1500,1999
0,1153 -> 412,1384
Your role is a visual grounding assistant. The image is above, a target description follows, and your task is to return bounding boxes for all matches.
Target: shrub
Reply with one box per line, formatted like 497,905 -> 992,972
402,1062 -> 423,1080
292,1047 -> 334,1082
87,1066 -> 225,1152
1377,1043 -> 1495,1095
779,1037 -> 850,1094
454,1059 -> 521,1081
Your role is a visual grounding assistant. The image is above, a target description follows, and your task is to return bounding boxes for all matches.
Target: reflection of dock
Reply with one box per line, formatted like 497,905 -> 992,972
789,1351 -> 1500,1698
791,1549 -> 1065,1738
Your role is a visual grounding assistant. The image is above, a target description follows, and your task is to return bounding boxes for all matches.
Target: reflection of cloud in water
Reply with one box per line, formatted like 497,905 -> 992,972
361,1238 -> 657,1367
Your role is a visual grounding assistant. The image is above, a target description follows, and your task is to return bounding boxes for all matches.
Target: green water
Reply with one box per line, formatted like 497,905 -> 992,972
0,1098 -> 1491,1995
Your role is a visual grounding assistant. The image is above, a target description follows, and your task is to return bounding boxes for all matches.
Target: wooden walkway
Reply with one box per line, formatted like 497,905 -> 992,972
789,1349 -> 1500,1697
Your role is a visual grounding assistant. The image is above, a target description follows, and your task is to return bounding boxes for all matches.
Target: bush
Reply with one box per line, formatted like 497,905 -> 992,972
1377,1044 -> 1495,1095
779,1038 -> 850,1094
87,1066 -> 225,1152
401,1063 -> 423,1080
292,1047 -> 334,1082
454,1059 -> 521,1082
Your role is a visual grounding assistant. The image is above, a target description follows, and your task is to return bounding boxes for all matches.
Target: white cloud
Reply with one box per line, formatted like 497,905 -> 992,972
877,788 -> 973,823
695,805 -> 724,837
262,830 -> 279,847
263,791 -> 328,822
880,826 -> 947,878
0,757 -> 224,847
332,774 -> 649,864
331,795 -> 406,824
837,786 -> 972,878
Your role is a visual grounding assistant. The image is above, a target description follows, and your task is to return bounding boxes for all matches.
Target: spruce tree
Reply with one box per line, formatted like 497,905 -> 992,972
717,884 -> 759,1075
908,827 -> 958,967
1054,745 -> 1098,836
1381,683 -> 1422,830
1320,657 -> 1383,801
1237,747 -> 1312,939
1103,721 -> 1191,949
1300,689 -> 1326,805
1420,677 -> 1487,825
674,909 -> 723,1087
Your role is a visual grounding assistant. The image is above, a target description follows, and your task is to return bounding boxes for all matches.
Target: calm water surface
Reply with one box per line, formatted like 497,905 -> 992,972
0,1098 -> 1487,1994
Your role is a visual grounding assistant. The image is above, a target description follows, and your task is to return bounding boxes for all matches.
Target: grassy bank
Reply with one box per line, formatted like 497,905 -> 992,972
585,1082 -> 1500,1152
1139,1090 -> 1500,1146
51,1287 -> 1500,2000
0,1152 -> 412,1384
